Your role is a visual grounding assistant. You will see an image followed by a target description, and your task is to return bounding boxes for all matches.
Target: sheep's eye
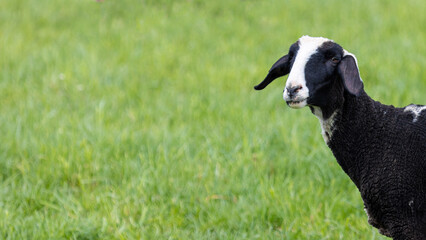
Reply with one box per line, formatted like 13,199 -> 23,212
332,57 -> 340,63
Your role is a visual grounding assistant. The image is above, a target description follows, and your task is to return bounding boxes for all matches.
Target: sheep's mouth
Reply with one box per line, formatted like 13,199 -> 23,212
286,99 -> 307,109
287,100 -> 302,104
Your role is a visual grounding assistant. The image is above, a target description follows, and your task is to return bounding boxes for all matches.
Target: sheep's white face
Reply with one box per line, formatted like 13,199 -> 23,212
283,36 -> 331,108
255,35 -> 363,111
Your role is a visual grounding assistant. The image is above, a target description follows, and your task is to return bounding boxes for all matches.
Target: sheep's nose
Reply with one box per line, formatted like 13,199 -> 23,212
287,85 -> 303,97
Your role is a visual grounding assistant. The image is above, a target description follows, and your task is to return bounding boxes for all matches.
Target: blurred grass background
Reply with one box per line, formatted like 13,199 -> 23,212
0,0 -> 424,239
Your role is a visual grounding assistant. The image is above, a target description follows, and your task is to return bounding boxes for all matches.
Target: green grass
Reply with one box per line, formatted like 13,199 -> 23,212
0,0 -> 425,239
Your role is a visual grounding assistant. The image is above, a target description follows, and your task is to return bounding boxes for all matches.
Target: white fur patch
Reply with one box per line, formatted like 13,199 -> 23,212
312,106 -> 338,143
404,105 -> 426,122
283,36 -> 332,104
364,207 -> 373,223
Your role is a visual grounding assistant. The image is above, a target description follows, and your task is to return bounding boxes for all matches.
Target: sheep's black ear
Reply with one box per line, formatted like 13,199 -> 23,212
337,54 -> 364,96
254,55 -> 290,90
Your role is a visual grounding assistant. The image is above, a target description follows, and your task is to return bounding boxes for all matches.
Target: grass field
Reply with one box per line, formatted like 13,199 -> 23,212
0,0 -> 425,239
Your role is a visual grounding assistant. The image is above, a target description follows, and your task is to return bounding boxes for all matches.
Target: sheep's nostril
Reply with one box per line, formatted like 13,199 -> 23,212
287,85 -> 303,97
294,86 -> 303,92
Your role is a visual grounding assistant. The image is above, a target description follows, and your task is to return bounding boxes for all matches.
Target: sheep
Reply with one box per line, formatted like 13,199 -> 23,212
254,35 -> 426,240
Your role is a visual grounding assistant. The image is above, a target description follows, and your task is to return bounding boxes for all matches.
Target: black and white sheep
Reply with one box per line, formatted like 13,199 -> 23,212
254,36 -> 426,240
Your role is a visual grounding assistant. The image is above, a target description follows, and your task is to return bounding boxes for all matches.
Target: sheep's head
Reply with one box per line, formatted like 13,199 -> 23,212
254,36 -> 363,110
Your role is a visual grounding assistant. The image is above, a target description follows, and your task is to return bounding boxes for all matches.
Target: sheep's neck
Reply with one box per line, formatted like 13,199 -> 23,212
315,91 -> 393,188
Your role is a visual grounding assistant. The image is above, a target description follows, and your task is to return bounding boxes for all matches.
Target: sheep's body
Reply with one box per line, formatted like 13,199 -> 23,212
255,36 -> 426,239
322,91 -> 426,239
